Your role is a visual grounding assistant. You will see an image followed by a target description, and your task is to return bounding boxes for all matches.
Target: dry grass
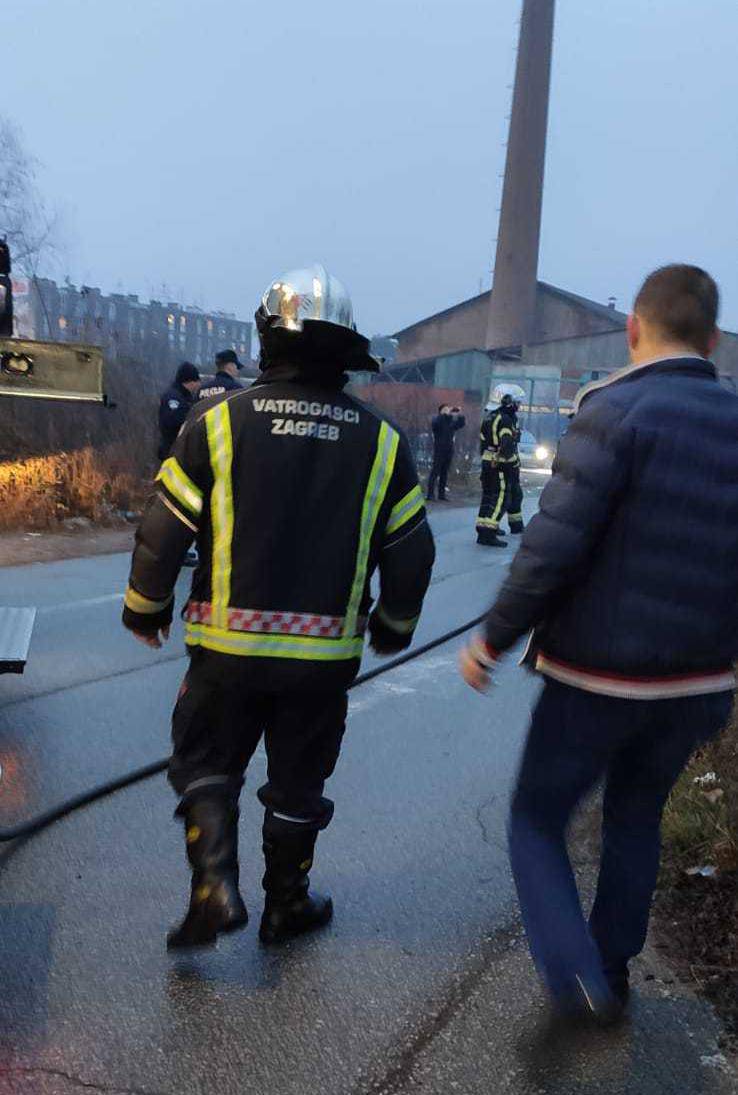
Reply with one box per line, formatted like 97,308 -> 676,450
661,704 -> 738,878
0,446 -> 147,530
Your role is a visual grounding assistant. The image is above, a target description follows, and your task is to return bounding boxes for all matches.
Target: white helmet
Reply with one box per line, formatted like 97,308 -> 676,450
491,383 -> 526,405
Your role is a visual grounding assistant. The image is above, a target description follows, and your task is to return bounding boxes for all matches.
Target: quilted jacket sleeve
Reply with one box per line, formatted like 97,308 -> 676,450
484,395 -> 632,653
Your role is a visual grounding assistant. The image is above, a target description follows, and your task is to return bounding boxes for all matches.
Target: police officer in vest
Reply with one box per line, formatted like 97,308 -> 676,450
198,348 -> 244,400
122,264 -> 435,949
476,386 -> 525,547
157,361 -> 201,461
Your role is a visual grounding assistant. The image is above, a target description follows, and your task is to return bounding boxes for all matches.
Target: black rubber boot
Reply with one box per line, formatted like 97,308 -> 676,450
259,826 -> 333,945
476,530 -> 508,548
605,965 -> 630,1010
508,522 -> 525,535
167,795 -> 249,950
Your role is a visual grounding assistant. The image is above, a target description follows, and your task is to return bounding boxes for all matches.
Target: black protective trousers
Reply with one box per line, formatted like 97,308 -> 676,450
476,462 -> 523,535
427,446 -> 453,499
169,649 -> 347,831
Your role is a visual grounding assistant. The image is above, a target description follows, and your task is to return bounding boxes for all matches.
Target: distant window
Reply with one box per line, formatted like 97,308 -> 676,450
180,315 -> 186,329
167,313 -> 175,327
58,316 -> 67,330
109,303 -> 116,321
207,318 -> 213,332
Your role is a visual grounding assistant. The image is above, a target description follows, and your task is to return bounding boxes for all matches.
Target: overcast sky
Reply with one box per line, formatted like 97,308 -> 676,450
3,0 -> 738,337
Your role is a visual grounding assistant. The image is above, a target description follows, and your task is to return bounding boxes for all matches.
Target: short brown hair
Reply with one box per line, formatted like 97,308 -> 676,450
634,264 -> 719,356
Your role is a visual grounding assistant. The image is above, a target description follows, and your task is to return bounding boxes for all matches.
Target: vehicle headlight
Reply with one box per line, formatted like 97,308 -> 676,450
535,446 -> 549,462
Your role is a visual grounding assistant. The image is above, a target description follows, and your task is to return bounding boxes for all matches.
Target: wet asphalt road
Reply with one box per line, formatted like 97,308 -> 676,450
0,494 -> 735,1095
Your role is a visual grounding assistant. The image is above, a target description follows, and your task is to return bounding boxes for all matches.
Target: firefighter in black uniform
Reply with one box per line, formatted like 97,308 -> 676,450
476,389 -> 524,546
122,264 -> 435,949
157,361 -> 201,461
197,348 -> 244,400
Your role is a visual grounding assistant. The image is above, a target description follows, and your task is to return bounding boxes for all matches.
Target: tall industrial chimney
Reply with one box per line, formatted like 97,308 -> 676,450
485,0 -> 556,350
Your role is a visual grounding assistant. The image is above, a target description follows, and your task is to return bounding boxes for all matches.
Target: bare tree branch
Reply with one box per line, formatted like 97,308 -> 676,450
0,114 -> 61,276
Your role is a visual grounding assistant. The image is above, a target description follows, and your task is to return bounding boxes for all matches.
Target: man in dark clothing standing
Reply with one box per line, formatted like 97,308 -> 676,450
157,361 -> 201,460
197,348 -> 244,400
460,265 -> 738,1023
427,404 -> 465,501
123,264 -> 434,950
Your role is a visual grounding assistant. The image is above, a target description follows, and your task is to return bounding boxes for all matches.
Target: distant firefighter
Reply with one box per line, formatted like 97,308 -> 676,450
426,404 -> 466,501
461,265 -> 738,1024
476,384 -> 525,547
123,264 -> 435,949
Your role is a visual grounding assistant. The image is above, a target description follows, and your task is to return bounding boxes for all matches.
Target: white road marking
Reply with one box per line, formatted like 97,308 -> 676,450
38,593 -> 125,614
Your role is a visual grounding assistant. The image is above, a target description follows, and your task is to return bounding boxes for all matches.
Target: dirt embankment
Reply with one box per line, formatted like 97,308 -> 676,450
0,522 -> 135,568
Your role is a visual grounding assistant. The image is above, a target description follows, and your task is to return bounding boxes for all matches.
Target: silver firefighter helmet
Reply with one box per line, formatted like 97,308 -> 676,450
491,382 -> 527,406
257,263 -> 380,372
261,264 -> 355,333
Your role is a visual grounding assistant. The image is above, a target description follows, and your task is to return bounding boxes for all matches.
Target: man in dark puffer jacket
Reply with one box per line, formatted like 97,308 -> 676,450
460,265 -> 738,1023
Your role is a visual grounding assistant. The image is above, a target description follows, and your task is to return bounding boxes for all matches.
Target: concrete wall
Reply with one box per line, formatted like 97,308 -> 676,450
349,383 -> 481,464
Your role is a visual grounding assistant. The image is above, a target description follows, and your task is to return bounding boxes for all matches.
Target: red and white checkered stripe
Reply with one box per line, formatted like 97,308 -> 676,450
185,602 -> 366,638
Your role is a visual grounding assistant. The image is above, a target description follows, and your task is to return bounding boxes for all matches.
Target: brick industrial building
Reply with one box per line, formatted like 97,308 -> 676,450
377,0 -> 738,442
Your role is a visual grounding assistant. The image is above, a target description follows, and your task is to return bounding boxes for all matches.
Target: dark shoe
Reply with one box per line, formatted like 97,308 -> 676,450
508,525 -> 524,536
606,969 -> 630,1010
167,875 -> 249,949
259,823 -> 333,945
167,795 -> 249,950
570,975 -> 627,1028
260,891 -> 333,945
477,530 -> 508,548
437,495 -> 449,502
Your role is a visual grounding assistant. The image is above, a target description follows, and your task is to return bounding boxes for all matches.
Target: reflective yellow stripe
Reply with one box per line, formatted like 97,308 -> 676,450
124,587 -> 172,614
476,517 -> 499,529
492,413 -> 502,446
344,422 -> 399,638
185,622 -> 364,661
386,484 -> 424,536
491,471 -> 507,522
377,603 -> 418,635
156,458 -> 203,517
206,402 -> 234,630
498,428 -> 513,438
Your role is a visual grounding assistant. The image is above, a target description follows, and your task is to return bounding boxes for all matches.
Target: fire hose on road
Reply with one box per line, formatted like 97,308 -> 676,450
0,612 -> 487,844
